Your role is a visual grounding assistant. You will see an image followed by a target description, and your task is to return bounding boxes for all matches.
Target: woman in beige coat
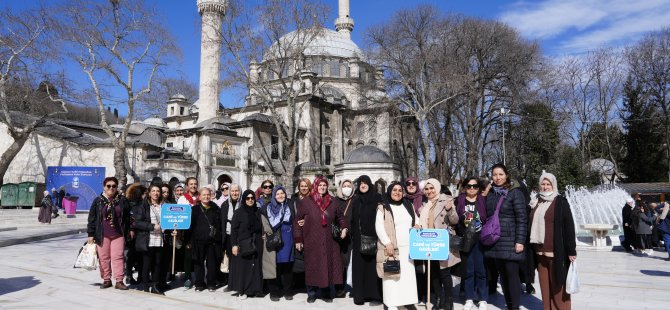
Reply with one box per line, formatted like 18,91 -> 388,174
419,178 -> 460,310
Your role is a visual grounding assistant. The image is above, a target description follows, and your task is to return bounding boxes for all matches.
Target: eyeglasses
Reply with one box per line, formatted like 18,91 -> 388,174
245,197 -> 255,201
105,184 -> 117,189
465,184 -> 479,189
262,185 -> 273,189
406,181 -> 417,186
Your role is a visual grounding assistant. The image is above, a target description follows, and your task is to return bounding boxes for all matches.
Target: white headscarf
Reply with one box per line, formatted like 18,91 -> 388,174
530,171 -> 558,245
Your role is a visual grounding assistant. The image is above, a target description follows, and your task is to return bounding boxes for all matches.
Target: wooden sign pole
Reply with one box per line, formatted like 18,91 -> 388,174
171,224 -> 177,275
426,260 -> 431,310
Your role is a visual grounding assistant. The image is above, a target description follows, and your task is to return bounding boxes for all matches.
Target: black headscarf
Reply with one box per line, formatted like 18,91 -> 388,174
241,189 -> 261,232
381,182 -> 416,227
356,175 -> 382,206
353,175 -> 382,237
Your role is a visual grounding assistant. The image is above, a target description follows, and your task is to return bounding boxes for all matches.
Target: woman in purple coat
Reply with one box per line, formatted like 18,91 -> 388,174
294,176 -> 348,303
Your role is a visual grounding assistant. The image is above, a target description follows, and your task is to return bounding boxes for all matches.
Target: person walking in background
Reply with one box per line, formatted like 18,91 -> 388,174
132,184 -> 167,295
622,197 -> 635,253
185,187 -> 223,292
350,175 -> 384,306
656,202 -> 670,261
230,190 -> 264,299
632,201 -> 656,255
261,186 -> 296,301
334,179 -> 355,298
483,164 -> 528,310
39,191 -> 53,224
456,177 -> 489,310
294,176 -> 348,303
419,178 -> 459,310
87,177 -> 131,290
376,182 -> 419,310
529,171 -> 576,310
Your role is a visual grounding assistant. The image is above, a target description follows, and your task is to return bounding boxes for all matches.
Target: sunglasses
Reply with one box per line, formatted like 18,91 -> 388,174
465,184 -> 479,189
105,184 -> 117,189
222,187 -> 229,190
406,181 -> 417,186
245,196 -> 255,201
262,185 -> 273,189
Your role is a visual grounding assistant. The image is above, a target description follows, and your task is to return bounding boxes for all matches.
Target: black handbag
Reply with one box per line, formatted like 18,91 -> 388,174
449,233 -> 463,251
332,200 -> 352,240
460,223 -> 478,253
265,228 -> 283,251
383,257 -> 400,273
239,234 -> 257,257
360,233 -> 377,255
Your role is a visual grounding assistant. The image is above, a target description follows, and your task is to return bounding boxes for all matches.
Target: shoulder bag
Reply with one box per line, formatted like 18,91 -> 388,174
332,199 -> 352,240
359,214 -> 377,255
239,233 -> 257,257
480,195 -> 505,246
265,208 -> 285,251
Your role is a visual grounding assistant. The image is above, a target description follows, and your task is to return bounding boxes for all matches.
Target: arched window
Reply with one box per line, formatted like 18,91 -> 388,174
375,179 -> 387,194
356,122 -> 365,140
356,141 -> 364,148
369,140 -> 377,146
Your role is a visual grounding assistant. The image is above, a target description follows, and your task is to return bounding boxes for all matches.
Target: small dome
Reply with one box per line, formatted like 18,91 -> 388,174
266,28 -> 363,60
344,145 -> 392,164
143,117 -> 167,128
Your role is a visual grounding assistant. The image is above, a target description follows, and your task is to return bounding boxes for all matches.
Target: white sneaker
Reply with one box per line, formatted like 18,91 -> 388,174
237,294 -> 247,300
647,249 -> 654,255
478,301 -> 488,310
463,300 -> 475,310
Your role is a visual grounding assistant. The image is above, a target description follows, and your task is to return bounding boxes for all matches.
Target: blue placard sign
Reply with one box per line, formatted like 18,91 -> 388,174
409,228 -> 450,260
161,204 -> 192,230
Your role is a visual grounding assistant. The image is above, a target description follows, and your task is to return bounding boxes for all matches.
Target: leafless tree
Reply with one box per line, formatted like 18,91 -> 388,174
218,0 -> 329,192
0,7 -> 68,186
137,76 -> 198,119
57,0 -> 178,186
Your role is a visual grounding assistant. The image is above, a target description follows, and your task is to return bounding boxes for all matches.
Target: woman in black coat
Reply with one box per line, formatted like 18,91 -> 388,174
229,189 -> 264,299
185,187 -> 223,292
483,164 -> 527,310
131,184 -> 166,294
350,175 -> 383,305
529,171 -> 576,309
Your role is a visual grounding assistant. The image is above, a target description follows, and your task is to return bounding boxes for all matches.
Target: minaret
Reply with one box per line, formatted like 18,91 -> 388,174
334,0 -> 354,38
196,0 -> 226,123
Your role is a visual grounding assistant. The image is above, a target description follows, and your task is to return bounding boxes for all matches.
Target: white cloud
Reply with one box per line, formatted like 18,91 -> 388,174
499,0 -> 670,53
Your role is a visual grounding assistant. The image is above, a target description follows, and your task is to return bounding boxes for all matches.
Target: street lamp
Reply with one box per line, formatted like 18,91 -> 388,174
500,107 -> 507,165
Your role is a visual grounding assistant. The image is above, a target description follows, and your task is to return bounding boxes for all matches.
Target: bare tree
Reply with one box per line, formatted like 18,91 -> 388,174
0,7 -> 68,186
137,76 -> 198,119
219,0 -> 329,192
57,0 -> 178,186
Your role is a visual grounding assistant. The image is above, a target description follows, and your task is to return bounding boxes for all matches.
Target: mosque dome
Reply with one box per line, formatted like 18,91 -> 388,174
265,28 -> 363,61
143,117 -> 168,128
344,145 -> 392,164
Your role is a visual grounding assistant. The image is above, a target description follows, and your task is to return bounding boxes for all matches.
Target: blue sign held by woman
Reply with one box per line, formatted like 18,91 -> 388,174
160,204 -> 192,230
409,228 -> 450,260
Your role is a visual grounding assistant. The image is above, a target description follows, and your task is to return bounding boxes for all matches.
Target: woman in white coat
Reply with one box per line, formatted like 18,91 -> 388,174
375,182 -> 419,310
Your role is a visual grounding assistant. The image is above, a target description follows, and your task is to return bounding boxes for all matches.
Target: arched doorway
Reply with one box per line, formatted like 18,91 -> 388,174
217,174 -> 233,189
375,178 -> 387,194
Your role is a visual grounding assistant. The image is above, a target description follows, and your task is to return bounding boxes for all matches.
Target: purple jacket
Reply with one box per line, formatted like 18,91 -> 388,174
456,193 -> 488,223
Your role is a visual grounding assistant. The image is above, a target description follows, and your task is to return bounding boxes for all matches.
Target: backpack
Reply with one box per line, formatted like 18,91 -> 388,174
480,195 -> 505,246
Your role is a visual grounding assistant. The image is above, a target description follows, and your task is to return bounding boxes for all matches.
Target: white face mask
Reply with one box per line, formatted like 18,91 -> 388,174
539,191 -> 554,198
341,187 -> 353,197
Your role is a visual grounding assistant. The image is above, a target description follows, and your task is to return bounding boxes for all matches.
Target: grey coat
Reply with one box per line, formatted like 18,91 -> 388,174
260,214 -> 277,279
635,212 -> 655,235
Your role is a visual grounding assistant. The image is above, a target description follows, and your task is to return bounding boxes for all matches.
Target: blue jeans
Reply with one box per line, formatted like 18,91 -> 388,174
663,232 -> 670,257
465,241 -> 488,301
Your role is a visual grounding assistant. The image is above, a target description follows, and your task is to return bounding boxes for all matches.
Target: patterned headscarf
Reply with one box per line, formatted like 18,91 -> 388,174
311,176 -> 332,226
404,176 -> 423,214
267,186 -> 289,227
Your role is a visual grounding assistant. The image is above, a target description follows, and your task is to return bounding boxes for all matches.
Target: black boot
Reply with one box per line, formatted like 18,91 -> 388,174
150,283 -> 165,295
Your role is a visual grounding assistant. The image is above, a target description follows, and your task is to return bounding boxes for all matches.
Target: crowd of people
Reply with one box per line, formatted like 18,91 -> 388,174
86,163 -> 580,310
621,196 -> 670,259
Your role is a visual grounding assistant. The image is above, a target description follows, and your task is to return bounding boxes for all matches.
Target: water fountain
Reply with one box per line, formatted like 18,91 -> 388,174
564,185 -> 630,250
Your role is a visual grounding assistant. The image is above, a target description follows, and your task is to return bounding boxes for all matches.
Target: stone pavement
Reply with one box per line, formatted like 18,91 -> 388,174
0,234 -> 669,310
0,209 -> 87,247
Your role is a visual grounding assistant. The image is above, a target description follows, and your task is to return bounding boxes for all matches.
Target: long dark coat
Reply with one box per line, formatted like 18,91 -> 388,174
483,184 -> 528,261
293,195 -> 347,288
547,196 -> 576,286
229,205 -> 263,295
350,194 -> 383,303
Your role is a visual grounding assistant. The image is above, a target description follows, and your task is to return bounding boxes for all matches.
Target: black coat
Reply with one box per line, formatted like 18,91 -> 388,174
87,195 -> 131,246
622,204 -> 633,228
484,185 -> 528,261
549,195 -> 577,286
230,205 -> 263,248
186,201 -> 223,244
131,200 -> 159,252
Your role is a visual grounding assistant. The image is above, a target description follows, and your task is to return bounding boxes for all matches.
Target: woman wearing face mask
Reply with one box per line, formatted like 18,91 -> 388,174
483,164 -> 527,310
375,182 -> 419,310
335,179 -> 355,298
294,176 -> 348,303
419,178 -> 459,310
229,189 -> 264,299
350,175 -> 384,305
529,171 -> 576,310
261,186 -> 296,301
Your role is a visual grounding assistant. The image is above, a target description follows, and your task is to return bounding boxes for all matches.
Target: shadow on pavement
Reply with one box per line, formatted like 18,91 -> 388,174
640,269 -> 670,277
0,276 -> 41,296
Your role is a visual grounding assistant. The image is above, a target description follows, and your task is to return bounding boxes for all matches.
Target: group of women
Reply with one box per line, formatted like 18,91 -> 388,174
86,163 -> 578,310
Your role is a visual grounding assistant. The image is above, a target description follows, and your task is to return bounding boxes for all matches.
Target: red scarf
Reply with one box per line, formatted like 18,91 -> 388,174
311,176 -> 331,226
184,192 -> 198,206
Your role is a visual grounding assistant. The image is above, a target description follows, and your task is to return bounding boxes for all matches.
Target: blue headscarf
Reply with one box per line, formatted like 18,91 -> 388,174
266,186 -> 290,227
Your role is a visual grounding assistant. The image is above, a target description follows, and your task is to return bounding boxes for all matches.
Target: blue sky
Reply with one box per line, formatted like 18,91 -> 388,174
4,0 -> 670,113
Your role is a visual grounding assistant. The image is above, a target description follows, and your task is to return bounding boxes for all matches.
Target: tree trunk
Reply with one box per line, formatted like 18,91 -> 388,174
0,133 -> 29,187
417,114 -> 432,178
113,143 -> 128,188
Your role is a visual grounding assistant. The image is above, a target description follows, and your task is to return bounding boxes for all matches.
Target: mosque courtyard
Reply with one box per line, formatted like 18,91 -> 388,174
0,232 -> 668,310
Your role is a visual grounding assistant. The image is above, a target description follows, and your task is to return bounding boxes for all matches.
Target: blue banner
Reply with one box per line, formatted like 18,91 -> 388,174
161,204 -> 192,230
409,228 -> 450,260
46,166 -> 105,212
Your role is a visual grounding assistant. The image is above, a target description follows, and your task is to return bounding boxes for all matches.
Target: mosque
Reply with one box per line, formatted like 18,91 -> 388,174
0,0 -> 418,193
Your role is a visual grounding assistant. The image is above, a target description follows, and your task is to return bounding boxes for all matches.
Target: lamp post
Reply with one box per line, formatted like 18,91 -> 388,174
500,107 -> 506,165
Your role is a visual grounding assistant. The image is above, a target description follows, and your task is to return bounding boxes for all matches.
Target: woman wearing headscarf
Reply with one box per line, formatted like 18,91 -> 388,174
38,191 -> 54,224
419,178 -> 459,310
335,179 -> 355,298
261,186 -> 296,301
294,176 -> 348,303
483,164 -> 527,310
350,175 -> 383,305
185,187 -> 223,292
229,189 -> 263,299
219,184 -> 241,290
404,177 -> 426,303
529,171 -> 576,310
376,182 -> 419,310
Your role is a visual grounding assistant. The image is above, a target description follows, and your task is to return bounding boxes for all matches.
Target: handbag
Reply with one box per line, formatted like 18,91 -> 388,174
383,257 -> 400,274
360,234 -> 377,255
449,232 -> 463,250
239,234 -> 257,257
265,207 -> 286,251
332,200 -> 352,240
480,195 -> 505,246
460,223 -> 478,253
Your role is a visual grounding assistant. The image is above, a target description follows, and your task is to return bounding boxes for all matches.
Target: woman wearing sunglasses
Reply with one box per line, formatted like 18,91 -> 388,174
229,190 -> 264,299
87,177 -> 131,290
456,177 -> 489,310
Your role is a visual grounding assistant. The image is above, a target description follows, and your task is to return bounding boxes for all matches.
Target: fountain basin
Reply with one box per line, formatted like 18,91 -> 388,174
580,224 -> 618,251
